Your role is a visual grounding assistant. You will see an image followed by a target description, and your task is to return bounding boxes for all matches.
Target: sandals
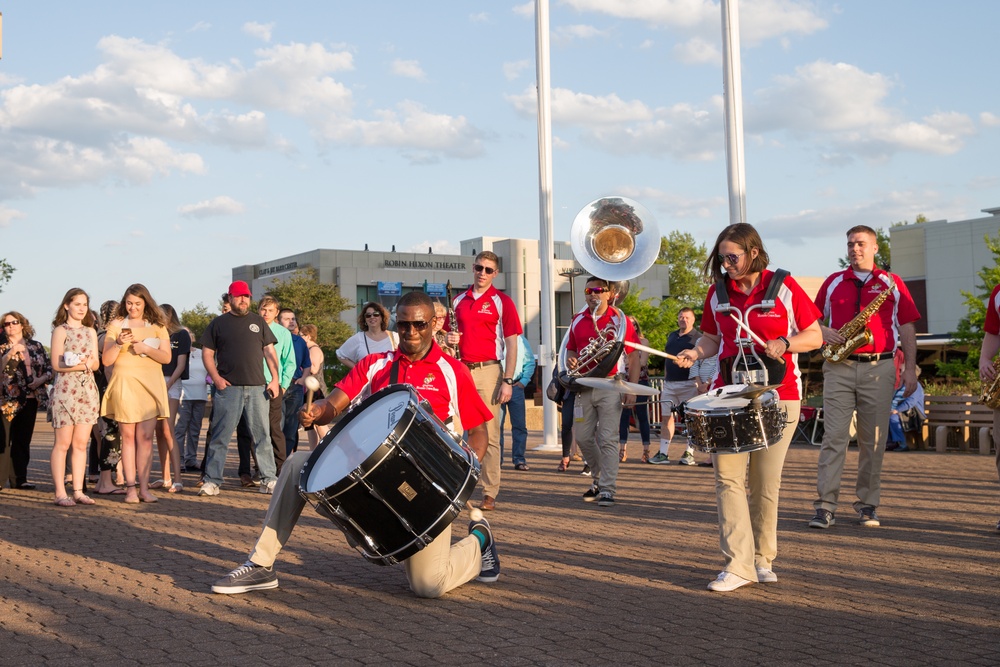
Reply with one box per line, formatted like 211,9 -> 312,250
557,459 -> 570,472
514,463 -> 530,471
54,496 -> 76,507
73,491 -> 96,505
168,482 -> 183,494
150,479 -> 167,489
641,448 -> 650,464
619,448 -> 628,463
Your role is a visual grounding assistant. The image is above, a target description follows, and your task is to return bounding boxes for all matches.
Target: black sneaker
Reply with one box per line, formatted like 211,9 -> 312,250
579,464 -> 592,477
808,509 -> 835,529
469,518 -> 500,583
211,561 -> 279,594
857,506 -> 880,527
582,484 -> 600,502
597,491 -> 615,507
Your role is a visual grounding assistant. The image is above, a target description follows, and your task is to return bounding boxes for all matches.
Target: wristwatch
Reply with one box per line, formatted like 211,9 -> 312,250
502,377 -> 515,386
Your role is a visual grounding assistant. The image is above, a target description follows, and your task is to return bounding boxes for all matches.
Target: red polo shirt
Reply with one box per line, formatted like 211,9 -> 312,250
701,269 -> 821,400
335,342 -> 493,430
566,307 -> 640,378
984,285 -> 1000,336
814,267 -> 920,355
452,285 -> 522,363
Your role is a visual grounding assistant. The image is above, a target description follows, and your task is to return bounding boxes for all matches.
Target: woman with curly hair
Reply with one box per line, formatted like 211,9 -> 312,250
335,302 -> 397,369
50,289 -> 101,506
1,310 -> 53,490
101,284 -> 171,504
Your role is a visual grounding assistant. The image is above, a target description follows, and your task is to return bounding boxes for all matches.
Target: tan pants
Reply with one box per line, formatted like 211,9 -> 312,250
249,451 -> 481,598
814,359 -> 895,513
470,364 -> 502,498
992,410 -> 1000,482
576,386 -> 622,495
713,401 -> 799,582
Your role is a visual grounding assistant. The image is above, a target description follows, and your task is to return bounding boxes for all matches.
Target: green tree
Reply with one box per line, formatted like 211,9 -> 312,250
264,268 -> 354,384
0,259 -> 14,292
936,230 -> 1000,383
180,303 -> 218,343
657,230 -> 709,309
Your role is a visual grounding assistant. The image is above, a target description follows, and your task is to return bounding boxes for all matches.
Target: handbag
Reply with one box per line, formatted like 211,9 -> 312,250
899,406 -> 924,432
545,373 -> 563,405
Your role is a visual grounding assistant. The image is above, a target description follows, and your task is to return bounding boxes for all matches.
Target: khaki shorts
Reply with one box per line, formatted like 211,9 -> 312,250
659,380 -> 699,414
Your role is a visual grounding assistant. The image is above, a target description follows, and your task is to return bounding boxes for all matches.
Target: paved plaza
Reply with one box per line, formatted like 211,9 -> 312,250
2,414 -> 999,666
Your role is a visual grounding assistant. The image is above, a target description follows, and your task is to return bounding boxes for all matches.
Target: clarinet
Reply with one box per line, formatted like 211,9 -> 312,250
446,280 -> 461,361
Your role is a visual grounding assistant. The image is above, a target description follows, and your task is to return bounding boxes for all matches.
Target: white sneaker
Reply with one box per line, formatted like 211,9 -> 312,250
755,566 -> 777,583
678,451 -> 696,466
707,571 -> 754,592
259,480 -> 276,494
198,481 -> 221,496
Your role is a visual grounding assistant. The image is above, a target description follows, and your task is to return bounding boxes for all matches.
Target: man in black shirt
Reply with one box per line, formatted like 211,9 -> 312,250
649,308 -> 701,465
199,281 -> 281,497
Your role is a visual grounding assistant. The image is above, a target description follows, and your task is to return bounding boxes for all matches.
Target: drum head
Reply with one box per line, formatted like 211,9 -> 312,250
686,384 -> 753,412
301,385 -> 414,494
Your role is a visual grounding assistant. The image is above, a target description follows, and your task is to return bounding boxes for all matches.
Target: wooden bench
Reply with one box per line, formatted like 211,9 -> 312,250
923,395 -> 995,454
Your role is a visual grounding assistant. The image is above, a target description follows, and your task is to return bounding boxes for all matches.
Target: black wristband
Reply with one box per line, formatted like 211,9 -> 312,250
777,336 -> 790,349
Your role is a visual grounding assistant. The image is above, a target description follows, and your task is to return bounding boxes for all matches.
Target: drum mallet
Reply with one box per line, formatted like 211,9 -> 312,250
304,375 -> 320,412
466,501 -> 484,522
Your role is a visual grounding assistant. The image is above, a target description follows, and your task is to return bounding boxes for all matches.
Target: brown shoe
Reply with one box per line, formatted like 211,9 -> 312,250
480,495 -> 496,511
240,473 -> 257,488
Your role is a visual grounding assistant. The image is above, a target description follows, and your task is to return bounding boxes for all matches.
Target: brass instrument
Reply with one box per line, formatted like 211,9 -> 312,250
821,277 -> 896,363
557,196 -> 659,387
980,357 -> 1000,409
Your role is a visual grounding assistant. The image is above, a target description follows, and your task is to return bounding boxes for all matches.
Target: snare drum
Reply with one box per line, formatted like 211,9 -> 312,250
299,384 -> 480,566
684,384 -> 787,454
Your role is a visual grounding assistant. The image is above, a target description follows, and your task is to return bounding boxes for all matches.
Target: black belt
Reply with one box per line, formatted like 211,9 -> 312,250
847,352 -> 894,362
464,360 -> 500,370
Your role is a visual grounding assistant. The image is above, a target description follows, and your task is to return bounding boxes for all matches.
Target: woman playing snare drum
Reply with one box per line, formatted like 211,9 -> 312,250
675,223 -> 822,592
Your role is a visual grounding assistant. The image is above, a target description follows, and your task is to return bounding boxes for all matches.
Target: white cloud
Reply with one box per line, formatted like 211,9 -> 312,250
673,37 -> 719,65
405,239 -> 460,255
508,86 -> 652,124
981,112 -> 1000,127
554,24 -> 610,43
469,12 -> 490,24
178,195 -> 246,219
749,61 -> 976,158
503,59 -> 532,82
617,185 -> 724,220
513,2 -> 534,18
188,21 -> 211,33
391,59 -> 427,81
243,22 -> 275,43
0,205 -> 26,227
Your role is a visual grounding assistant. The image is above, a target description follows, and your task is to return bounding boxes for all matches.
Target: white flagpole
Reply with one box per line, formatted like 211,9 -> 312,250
721,0 -> 747,226
534,0 -> 560,450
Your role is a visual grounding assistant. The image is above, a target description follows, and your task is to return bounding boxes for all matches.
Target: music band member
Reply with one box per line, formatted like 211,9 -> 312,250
448,251 -> 522,512
650,307 -> 701,465
566,276 -> 641,508
211,291 -> 499,598
675,223 -> 822,592
978,284 -> 1000,533
809,225 -> 919,530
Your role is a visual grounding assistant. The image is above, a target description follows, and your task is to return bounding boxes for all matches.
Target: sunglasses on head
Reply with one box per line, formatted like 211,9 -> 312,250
3,319 -> 20,327
396,320 -> 431,332
584,287 -> 609,295
717,252 -> 745,266
473,264 -> 497,275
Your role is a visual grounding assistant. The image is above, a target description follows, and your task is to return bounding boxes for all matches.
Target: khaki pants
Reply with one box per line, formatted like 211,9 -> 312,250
249,451 -> 481,599
993,410 -> 1000,482
714,401 -> 799,582
470,364 -> 502,498
576,386 -> 623,495
814,359 -> 895,513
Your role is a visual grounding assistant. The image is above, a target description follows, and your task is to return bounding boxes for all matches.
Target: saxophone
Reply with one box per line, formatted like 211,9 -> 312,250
980,357 -> 1000,408
821,277 -> 896,363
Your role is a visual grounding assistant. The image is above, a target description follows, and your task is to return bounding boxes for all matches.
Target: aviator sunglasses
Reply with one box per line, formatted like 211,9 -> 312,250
396,320 -> 432,332
717,252 -> 745,266
473,264 -> 497,275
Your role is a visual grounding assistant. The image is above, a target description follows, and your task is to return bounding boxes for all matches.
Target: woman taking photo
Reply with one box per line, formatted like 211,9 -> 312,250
49,289 -> 101,506
336,302 -> 397,369
1,311 -> 53,490
675,223 -> 822,592
101,284 -> 171,504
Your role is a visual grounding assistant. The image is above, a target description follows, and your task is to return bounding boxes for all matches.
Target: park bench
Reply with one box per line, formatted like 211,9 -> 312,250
923,395 -> 995,454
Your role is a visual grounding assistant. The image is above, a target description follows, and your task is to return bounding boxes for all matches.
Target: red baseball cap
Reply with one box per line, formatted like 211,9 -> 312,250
228,280 -> 251,298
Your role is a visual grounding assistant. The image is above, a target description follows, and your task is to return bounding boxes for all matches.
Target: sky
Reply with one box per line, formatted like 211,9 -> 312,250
2,1 -> 999,336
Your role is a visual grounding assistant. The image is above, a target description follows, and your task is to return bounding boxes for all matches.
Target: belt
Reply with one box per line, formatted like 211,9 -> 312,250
464,360 -> 500,370
847,352 -> 894,362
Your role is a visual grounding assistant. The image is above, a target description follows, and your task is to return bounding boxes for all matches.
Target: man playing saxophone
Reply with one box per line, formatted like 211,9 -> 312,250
978,284 -> 1000,533
809,225 -> 920,529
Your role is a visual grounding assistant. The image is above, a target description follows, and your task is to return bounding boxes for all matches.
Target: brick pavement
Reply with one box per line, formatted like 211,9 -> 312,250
2,414 -> 999,666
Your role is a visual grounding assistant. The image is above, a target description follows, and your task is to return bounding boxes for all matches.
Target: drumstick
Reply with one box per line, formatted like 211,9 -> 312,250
304,375 -> 320,412
623,340 -> 680,362
726,312 -> 786,365
466,500 -> 484,522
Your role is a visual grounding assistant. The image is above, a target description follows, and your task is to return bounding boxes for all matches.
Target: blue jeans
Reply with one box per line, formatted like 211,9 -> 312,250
499,385 -> 528,466
174,399 -> 206,468
619,392 -> 651,446
282,384 -> 304,455
204,384 -> 277,486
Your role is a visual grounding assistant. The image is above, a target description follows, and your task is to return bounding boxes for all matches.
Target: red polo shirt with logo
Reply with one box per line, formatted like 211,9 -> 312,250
335,342 -> 493,430
814,267 -> 920,355
452,285 -> 522,363
701,269 -> 821,400
984,285 -> 1000,336
566,307 -> 641,378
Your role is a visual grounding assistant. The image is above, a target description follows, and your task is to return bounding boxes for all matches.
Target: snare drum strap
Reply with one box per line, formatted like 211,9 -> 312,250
715,268 -> 788,313
388,353 -> 402,385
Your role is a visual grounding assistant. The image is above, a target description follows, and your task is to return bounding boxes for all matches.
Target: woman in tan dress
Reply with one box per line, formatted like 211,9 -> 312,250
101,284 -> 171,504
49,288 -> 101,507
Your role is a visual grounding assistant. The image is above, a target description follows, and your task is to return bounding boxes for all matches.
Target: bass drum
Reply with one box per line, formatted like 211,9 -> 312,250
684,384 -> 787,454
298,384 -> 480,566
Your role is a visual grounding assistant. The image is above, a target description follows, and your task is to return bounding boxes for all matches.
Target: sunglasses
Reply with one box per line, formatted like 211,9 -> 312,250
584,287 -> 609,295
2,320 -> 20,327
364,312 -> 381,319
396,320 -> 432,332
473,264 -> 497,275
717,252 -> 745,266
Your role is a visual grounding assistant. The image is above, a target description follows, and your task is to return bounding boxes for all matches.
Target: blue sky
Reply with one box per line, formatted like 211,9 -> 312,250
2,1 -> 999,334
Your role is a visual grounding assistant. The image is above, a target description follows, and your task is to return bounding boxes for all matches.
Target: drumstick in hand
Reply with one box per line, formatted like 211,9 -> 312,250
304,375 -> 320,412
466,500 -> 484,522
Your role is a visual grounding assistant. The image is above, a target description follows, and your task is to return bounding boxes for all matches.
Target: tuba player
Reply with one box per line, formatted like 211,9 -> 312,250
809,225 -> 920,530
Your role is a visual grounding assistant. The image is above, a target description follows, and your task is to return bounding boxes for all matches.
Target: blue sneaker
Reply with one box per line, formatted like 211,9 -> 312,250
469,518 -> 500,583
